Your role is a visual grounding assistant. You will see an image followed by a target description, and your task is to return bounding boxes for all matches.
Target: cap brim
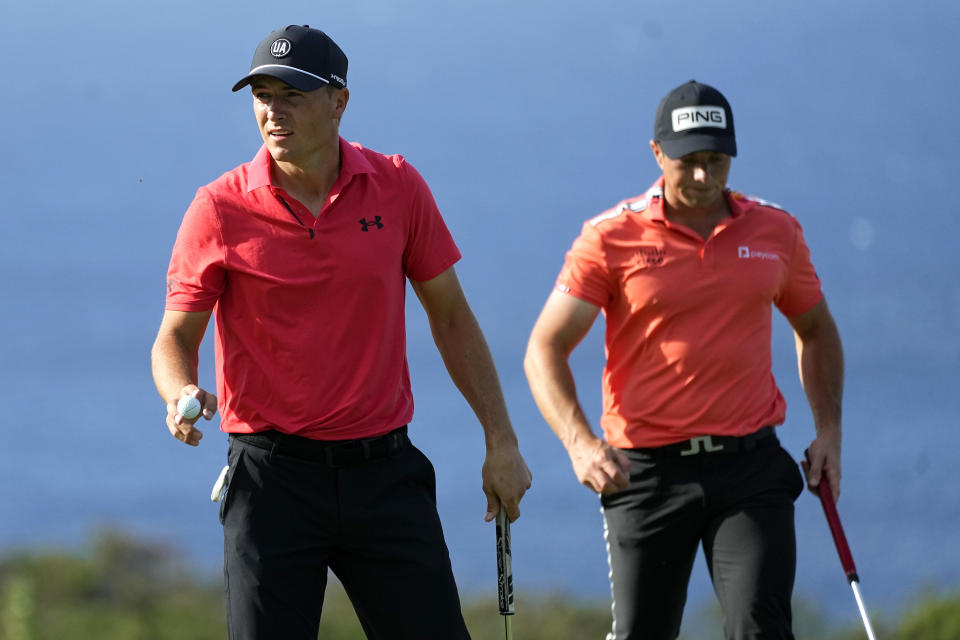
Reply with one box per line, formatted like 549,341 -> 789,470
232,65 -> 331,92
659,134 -> 737,159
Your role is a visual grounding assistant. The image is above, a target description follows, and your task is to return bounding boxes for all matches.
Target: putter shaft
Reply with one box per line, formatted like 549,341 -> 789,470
850,581 -> 877,640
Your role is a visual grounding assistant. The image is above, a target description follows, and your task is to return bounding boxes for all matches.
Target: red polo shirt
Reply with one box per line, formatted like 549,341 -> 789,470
165,138 -> 461,439
556,178 -> 823,448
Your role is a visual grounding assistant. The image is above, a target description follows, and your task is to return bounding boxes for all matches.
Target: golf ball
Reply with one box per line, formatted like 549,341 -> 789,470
177,395 -> 202,420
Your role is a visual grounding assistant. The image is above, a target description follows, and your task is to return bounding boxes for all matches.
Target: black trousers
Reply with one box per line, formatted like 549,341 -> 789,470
219,431 -> 471,640
600,441 -> 805,640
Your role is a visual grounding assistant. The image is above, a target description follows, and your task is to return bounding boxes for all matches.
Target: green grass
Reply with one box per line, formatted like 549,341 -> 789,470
1,529 -> 957,640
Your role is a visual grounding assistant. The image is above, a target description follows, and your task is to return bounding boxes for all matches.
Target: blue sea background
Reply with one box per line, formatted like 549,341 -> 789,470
1,0 -> 958,631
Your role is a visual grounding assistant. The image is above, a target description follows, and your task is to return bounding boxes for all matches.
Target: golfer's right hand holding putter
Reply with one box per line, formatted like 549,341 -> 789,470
482,437 -> 533,523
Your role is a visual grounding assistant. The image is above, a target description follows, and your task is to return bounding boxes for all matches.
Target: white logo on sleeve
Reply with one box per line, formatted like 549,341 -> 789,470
738,246 -> 779,261
672,106 -> 727,132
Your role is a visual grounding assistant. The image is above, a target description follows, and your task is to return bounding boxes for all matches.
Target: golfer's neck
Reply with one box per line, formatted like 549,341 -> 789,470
662,196 -> 730,238
272,150 -> 341,206
664,199 -> 726,219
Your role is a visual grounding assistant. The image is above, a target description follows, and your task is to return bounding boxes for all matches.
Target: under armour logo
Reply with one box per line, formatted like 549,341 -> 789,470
270,38 -> 291,58
359,216 -> 384,232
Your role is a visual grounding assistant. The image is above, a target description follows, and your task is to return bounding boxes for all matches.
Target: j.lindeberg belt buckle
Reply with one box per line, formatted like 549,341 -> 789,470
679,436 -> 724,456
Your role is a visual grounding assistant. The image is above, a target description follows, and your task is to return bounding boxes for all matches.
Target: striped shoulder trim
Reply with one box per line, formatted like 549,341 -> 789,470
731,190 -> 786,211
588,208 -> 624,226
588,185 -> 663,227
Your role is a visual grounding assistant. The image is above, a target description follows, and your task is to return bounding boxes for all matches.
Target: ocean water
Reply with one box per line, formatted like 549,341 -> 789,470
0,205 -> 956,628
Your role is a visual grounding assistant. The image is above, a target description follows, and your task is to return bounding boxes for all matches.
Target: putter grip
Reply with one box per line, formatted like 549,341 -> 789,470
817,480 -> 859,583
496,510 -> 515,615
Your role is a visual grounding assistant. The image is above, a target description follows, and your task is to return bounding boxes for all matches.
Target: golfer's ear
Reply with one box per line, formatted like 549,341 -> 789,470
332,87 -> 349,117
650,140 -> 665,170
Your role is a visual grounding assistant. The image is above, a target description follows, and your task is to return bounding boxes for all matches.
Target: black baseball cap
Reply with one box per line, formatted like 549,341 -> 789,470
653,80 -> 736,158
232,25 -> 348,92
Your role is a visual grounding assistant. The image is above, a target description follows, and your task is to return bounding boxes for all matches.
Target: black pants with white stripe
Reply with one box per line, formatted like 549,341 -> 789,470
219,434 -> 471,640
600,442 -> 804,640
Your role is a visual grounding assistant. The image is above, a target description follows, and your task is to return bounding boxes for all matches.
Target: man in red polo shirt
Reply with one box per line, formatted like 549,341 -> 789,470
151,25 -> 531,640
525,81 -> 843,639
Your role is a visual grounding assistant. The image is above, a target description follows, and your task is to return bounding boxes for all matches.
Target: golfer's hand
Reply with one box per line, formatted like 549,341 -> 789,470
803,432 -> 841,502
570,437 -> 630,495
165,385 -> 218,447
482,444 -> 532,523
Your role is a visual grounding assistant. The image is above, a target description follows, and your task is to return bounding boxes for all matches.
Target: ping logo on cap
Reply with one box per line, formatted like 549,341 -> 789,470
270,38 -> 292,58
672,106 -> 727,132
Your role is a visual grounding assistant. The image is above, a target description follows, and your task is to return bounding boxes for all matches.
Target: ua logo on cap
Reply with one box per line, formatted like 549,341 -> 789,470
270,38 -> 292,57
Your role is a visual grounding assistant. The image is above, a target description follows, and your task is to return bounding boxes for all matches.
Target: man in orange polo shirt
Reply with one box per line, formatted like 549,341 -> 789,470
525,80 -> 843,639
151,25 -> 531,640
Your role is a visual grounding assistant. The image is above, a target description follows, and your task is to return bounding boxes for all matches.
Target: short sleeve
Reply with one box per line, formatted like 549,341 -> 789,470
165,187 -> 227,311
400,160 -> 461,282
555,222 -> 614,307
775,218 -> 823,317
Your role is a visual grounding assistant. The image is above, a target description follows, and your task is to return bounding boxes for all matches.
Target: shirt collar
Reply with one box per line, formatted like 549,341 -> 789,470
643,177 -> 668,221
641,176 -> 747,221
724,190 -> 755,217
245,137 -> 375,193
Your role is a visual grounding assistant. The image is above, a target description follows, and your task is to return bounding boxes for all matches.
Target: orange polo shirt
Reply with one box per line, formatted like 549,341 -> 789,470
556,178 -> 823,448
165,138 -> 461,440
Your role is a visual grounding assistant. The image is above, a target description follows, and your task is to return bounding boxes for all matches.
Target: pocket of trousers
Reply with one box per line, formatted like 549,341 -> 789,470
402,444 -> 438,504
219,446 -> 247,525
599,451 -> 663,509
775,446 -> 805,502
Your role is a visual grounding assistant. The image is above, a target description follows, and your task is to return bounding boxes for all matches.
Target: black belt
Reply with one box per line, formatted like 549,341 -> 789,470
233,426 -> 409,467
647,426 -> 777,457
